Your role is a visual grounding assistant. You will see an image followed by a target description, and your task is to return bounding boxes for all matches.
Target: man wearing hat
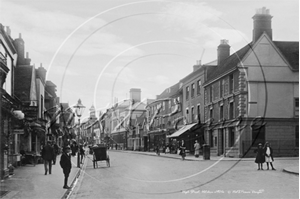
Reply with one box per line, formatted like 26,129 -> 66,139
60,145 -> 72,189
41,140 -> 55,175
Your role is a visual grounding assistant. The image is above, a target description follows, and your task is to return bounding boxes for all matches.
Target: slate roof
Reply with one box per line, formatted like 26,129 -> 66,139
205,43 -> 252,85
157,82 -> 180,99
273,41 -> 299,71
14,65 -> 33,101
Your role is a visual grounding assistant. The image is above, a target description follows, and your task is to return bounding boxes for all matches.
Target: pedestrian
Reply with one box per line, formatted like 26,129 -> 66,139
60,145 -> 72,189
263,142 -> 276,170
41,140 -> 54,175
71,142 -> 77,156
53,142 -> 59,165
165,144 -> 170,154
254,143 -> 265,170
179,140 -> 186,160
155,144 -> 160,156
194,140 -> 200,158
79,144 -> 85,164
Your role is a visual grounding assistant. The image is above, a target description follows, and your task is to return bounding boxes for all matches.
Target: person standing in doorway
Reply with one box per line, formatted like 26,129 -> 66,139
264,142 -> 276,170
254,143 -> 265,170
42,141 -> 54,175
60,145 -> 72,189
194,140 -> 200,158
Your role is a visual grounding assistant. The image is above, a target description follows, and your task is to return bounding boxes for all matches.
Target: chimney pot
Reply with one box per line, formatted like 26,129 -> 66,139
19,33 -> 22,38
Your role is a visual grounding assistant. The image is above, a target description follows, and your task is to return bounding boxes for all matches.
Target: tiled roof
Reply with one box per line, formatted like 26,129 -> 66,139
14,66 -> 33,101
274,41 -> 299,71
205,43 -> 252,85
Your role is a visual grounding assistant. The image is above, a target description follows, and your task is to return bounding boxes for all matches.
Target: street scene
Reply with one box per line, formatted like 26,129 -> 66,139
0,0 -> 299,198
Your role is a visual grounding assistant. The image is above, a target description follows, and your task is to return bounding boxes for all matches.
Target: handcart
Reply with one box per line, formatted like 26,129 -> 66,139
92,146 -> 110,168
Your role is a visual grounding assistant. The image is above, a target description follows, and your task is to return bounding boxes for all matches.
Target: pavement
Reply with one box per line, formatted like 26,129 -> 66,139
0,154 -> 84,199
0,149 -> 298,199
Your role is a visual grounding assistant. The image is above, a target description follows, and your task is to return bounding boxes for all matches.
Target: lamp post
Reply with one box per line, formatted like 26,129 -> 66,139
73,99 -> 85,168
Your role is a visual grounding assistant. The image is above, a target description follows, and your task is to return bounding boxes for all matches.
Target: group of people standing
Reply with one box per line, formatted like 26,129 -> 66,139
255,142 -> 276,170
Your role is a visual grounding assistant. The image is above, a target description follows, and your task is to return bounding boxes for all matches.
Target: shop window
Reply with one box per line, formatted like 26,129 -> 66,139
252,125 -> 265,145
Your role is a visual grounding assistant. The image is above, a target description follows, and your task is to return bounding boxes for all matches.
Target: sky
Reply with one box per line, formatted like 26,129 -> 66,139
1,0 -> 299,119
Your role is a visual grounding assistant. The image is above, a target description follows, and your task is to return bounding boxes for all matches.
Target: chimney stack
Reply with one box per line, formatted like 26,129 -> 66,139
217,39 -> 230,66
36,65 -> 47,84
252,7 -> 273,43
24,52 -> 31,65
13,33 -> 25,65
129,88 -> 141,103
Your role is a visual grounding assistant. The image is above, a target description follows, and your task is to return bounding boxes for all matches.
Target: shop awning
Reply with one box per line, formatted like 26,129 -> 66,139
167,123 -> 197,138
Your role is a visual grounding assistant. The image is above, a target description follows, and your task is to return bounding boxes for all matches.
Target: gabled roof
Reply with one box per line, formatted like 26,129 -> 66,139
14,65 -> 34,101
205,43 -> 252,85
273,41 -> 299,71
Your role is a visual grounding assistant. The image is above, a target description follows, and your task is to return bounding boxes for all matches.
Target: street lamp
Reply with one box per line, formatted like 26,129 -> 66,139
73,99 -> 85,168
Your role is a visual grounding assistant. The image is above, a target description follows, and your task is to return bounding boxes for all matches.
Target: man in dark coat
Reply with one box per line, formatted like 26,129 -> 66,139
60,145 -> 72,189
41,140 -> 54,175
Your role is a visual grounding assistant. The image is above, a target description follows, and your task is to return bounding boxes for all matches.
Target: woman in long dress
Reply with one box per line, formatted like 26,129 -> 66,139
255,143 -> 265,170
263,142 -> 276,170
194,140 -> 200,158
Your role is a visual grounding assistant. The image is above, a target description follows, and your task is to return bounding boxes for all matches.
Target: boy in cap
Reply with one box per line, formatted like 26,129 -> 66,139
60,145 -> 72,189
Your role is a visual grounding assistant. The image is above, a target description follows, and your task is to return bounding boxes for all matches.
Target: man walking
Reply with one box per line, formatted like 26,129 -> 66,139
42,140 -> 54,175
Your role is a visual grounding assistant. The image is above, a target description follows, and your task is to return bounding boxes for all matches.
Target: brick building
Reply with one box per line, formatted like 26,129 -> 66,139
203,7 -> 299,157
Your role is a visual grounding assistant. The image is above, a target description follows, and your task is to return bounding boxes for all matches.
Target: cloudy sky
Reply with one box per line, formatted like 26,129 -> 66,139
1,0 -> 298,119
